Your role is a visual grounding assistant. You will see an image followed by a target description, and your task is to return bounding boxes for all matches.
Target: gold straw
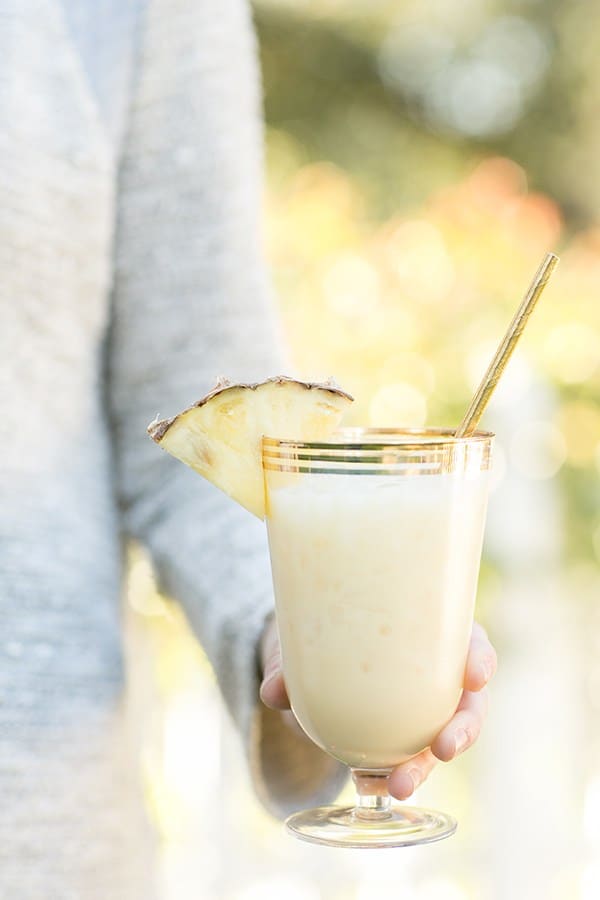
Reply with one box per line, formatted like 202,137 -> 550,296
456,252 -> 559,438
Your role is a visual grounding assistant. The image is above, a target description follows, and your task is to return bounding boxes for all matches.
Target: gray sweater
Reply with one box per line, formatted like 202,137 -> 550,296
0,1 -> 343,896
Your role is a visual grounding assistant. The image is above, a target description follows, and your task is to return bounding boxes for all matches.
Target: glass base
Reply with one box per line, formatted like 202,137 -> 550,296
285,804 -> 457,849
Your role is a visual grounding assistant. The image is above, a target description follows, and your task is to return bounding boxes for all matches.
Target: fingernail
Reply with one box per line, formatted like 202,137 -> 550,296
453,729 -> 469,756
393,770 -> 419,798
261,663 -> 281,688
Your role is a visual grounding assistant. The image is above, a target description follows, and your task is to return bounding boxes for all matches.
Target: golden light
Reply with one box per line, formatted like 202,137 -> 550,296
378,350 -> 436,395
385,220 -> 455,302
465,339 -> 531,397
543,322 -> 600,384
369,382 -> 428,426
509,420 -> 567,480
127,547 -> 168,618
463,156 -> 527,209
322,252 -> 381,319
465,340 -> 499,394
592,523 -> 600,564
503,192 -> 563,249
558,402 -> 600,467
595,443 -> 600,476
489,439 -> 508,493
268,161 -> 363,261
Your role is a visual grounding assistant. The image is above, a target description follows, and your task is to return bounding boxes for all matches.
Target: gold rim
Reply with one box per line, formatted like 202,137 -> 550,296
262,427 -> 494,453
262,428 -> 493,475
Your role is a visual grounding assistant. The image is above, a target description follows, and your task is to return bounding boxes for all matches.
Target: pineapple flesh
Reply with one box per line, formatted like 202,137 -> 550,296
147,376 -> 353,518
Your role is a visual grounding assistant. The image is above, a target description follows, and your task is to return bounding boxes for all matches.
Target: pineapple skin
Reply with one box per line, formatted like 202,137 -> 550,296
147,376 -> 353,518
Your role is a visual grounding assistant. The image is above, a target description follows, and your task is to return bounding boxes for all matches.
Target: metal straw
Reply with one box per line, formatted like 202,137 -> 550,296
456,252 -> 560,438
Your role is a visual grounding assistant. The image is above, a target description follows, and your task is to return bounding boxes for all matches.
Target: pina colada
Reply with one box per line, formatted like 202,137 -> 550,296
265,467 -> 489,769
149,379 -> 493,848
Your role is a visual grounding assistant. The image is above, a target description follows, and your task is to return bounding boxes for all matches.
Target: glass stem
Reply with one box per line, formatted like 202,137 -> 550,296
351,768 -> 393,821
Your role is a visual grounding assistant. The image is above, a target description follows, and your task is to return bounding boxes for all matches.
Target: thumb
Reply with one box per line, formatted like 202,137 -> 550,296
259,652 -> 290,709
259,638 -> 290,710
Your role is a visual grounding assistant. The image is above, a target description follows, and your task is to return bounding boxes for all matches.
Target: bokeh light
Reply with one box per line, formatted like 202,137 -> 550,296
125,2 -> 600,897
378,12 -> 551,138
543,323 -> 600,385
369,382 -> 428,427
509,421 -> 567,480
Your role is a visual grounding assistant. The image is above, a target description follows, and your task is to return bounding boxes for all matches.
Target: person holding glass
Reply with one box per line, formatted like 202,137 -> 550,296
0,0 -> 496,895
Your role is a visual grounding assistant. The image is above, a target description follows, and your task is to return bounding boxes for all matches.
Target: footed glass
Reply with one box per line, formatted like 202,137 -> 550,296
262,428 -> 493,849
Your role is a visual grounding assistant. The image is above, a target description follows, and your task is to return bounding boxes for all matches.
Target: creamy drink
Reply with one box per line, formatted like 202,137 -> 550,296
263,431 -> 492,771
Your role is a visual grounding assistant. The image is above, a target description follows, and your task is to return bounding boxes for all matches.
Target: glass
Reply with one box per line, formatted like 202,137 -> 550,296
262,428 -> 493,848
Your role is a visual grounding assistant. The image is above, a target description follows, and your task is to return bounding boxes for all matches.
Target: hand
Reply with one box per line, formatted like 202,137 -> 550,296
388,621 -> 497,800
259,617 -> 497,797
259,613 -> 289,709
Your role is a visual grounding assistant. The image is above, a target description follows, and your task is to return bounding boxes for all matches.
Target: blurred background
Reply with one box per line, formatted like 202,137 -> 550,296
127,1 -> 600,897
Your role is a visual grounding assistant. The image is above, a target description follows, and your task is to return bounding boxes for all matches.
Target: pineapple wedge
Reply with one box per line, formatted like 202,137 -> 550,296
147,376 -> 353,518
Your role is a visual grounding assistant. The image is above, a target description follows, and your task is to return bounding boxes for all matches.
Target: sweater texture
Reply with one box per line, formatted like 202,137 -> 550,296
0,1 -> 344,895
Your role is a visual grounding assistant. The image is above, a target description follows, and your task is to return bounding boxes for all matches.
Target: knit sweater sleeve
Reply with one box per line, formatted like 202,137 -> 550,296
107,0 -> 346,817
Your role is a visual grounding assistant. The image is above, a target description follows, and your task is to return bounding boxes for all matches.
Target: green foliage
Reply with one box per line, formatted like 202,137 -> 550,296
254,0 -> 600,567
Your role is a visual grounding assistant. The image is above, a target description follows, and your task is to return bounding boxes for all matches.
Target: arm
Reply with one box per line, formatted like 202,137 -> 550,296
107,0 -> 344,816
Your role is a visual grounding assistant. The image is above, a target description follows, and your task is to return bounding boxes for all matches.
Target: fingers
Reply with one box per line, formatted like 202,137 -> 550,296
463,622 -> 497,693
259,615 -> 290,710
389,687 -> 490,799
389,666 -> 492,800
259,662 -> 290,710
389,748 -> 438,801
430,687 -> 489,762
